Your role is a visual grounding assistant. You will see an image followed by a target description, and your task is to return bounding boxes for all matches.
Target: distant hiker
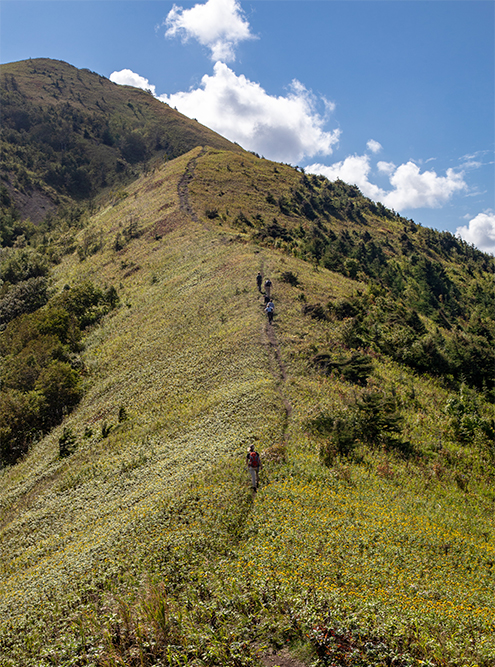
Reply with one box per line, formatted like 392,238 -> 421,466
246,444 -> 261,490
264,278 -> 272,297
264,294 -> 270,304
256,271 -> 263,292
265,299 -> 274,324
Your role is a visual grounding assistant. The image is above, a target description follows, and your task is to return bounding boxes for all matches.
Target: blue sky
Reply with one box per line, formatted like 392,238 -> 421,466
1,0 -> 494,252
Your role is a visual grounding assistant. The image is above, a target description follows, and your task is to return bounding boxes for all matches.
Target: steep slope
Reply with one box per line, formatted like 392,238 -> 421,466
0,58 -> 244,224
1,148 -> 494,666
186,148 -> 494,392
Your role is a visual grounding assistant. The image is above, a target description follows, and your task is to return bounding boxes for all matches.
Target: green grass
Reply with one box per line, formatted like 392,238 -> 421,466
1,58 -> 244,223
0,150 -> 494,666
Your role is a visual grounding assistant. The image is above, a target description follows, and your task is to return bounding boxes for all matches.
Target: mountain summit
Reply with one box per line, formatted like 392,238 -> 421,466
0,58 -> 243,222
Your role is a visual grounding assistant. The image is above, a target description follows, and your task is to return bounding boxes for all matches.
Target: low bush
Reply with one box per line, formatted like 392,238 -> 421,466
58,426 -> 77,457
279,270 -> 300,286
307,389 -> 407,464
0,276 -> 49,326
445,386 -> 495,448
0,247 -> 49,284
313,351 -> 373,385
323,289 -> 494,392
303,303 -> 328,321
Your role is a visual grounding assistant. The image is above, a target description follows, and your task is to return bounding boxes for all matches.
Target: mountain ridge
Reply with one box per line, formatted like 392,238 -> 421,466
0,58 -> 494,667
0,58 -> 244,223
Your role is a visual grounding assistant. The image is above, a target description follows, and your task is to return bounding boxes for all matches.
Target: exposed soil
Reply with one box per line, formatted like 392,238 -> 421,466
177,159 -> 197,221
7,182 -> 57,225
177,148 -> 208,226
259,648 -> 309,667
260,259 -> 293,433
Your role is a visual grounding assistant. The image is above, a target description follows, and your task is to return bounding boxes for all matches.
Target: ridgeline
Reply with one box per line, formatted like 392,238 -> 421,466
0,59 -> 494,667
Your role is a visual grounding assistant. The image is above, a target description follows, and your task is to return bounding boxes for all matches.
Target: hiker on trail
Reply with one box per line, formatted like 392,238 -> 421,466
265,299 -> 274,324
264,278 -> 272,298
256,271 -> 263,292
246,444 -> 261,490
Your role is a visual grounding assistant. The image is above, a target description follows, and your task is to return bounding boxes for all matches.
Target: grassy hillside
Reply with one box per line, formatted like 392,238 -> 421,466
187,149 -> 494,392
1,147 -> 494,666
0,58 -> 243,226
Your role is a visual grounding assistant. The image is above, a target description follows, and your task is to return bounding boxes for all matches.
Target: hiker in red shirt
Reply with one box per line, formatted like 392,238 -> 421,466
246,444 -> 261,490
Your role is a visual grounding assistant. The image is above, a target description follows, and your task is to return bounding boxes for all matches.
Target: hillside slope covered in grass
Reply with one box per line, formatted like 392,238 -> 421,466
0,58 -> 243,226
0,144 -> 494,666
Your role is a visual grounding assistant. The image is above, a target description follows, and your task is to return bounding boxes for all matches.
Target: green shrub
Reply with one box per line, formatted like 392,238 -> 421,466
303,303 -> 328,321
311,411 -> 358,463
445,387 -> 495,446
58,281 -> 119,329
120,131 -> 147,164
355,390 -> 403,449
35,360 -> 82,425
308,389 -> 406,465
59,426 -> 77,457
0,248 -> 49,284
313,352 -> 373,385
0,280 -> 118,464
101,421 -> 113,438
0,276 -> 49,326
445,330 -> 495,391
0,389 -> 45,464
279,270 -> 300,286
205,207 -> 219,219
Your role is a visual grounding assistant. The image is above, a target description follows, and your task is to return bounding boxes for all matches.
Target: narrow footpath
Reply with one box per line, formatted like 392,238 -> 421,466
259,259 -> 293,447
177,160 -> 293,450
177,147 -> 208,228
178,160 -> 305,667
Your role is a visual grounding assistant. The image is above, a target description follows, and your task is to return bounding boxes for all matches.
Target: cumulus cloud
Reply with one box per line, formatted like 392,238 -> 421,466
158,61 -> 340,163
367,139 -> 382,154
384,162 -> 466,209
377,160 -> 396,176
164,0 -> 255,62
109,69 -> 156,95
456,212 -> 495,255
307,155 -> 385,201
307,154 -> 467,211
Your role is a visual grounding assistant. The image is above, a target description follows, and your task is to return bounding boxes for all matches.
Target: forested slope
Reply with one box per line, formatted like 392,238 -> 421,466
0,58 -> 243,224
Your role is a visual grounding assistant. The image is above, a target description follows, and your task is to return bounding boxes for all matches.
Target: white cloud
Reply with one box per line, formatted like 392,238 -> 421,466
164,0 -> 255,62
108,62 -> 469,219
109,69 -> 156,95
456,211 -> 495,255
384,162 -> 466,209
307,154 -> 467,211
377,160 -> 396,175
307,155 -> 385,201
367,139 -> 382,154
158,62 -> 340,163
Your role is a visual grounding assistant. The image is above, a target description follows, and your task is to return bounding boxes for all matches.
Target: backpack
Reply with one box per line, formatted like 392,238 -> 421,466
249,451 -> 260,468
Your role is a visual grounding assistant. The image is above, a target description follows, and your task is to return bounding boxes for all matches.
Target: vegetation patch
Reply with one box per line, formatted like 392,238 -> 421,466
0,110 -> 493,667
0,281 -> 118,464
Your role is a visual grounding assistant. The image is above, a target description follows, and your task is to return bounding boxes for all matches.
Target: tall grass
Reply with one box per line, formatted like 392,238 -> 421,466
0,150 -> 493,666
